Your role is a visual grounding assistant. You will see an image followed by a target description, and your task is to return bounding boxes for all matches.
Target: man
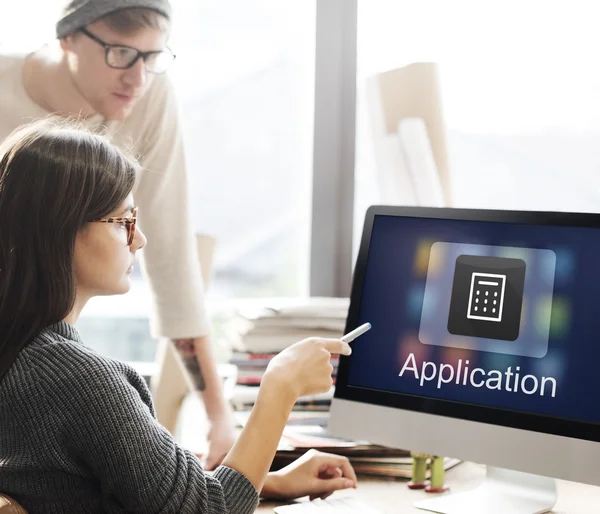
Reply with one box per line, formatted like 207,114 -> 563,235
0,0 -> 235,469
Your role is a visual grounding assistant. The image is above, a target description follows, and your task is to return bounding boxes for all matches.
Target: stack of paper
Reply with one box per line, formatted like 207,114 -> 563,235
233,410 -> 461,479
232,297 -> 349,354
274,428 -> 461,479
230,385 -> 335,412
226,297 -> 348,412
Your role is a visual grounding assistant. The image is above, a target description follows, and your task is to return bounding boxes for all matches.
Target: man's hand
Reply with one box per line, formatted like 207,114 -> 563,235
261,449 -> 358,501
201,412 -> 237,470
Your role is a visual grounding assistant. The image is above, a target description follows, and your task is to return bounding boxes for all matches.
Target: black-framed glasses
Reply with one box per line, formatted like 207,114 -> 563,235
80,28 -> 176,74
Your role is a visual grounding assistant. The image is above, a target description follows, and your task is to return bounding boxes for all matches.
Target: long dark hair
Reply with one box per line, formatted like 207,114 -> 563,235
0,118 -> 139,378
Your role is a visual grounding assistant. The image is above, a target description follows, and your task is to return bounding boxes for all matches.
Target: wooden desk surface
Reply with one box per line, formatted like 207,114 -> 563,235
257,462 -> 600,513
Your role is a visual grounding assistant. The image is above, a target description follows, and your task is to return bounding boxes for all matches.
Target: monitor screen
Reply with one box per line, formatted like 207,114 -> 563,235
335,207 -> 600,442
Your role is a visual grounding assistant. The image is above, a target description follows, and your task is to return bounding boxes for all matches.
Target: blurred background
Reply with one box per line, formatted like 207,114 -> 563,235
4,0 -> 600,365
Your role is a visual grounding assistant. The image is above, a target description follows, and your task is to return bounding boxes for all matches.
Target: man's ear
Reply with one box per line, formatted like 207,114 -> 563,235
59,35 -> 75,52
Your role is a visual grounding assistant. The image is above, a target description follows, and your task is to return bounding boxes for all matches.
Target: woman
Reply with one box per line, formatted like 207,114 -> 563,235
0,118 -> 356,513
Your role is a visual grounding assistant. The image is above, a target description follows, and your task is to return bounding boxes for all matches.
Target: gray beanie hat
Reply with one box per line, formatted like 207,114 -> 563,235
56,0 -> 172,38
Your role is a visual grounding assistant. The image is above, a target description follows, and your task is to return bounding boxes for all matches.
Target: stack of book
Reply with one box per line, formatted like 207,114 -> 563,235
231,353 -> 339,388
231,296 -> 349,354
230,385 -> 335,412
227,297 -> 348,410
225,296 -> 462,479
233,410 -> 461,479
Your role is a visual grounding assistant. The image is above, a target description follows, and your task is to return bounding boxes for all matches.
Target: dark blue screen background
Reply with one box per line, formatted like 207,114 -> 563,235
347,214 -> 600,424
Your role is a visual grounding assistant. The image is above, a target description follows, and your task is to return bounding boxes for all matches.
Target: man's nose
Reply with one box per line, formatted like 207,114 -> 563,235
121,57 -> 146,89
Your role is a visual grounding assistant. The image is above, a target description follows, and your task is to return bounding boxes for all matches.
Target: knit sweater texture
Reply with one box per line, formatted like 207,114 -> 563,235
0,322 -> 259,513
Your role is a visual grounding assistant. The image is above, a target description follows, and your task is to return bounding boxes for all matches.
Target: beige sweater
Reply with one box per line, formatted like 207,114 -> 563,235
0,52 -> 210,340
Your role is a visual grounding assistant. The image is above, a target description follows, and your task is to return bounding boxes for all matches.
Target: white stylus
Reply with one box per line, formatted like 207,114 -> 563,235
341,322 -> 372,343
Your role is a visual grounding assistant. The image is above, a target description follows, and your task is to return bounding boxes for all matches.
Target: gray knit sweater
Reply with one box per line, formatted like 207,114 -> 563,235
0,322 -> 259,513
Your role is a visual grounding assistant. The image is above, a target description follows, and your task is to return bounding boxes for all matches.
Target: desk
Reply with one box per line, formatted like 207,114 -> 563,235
257,462 -> 600,513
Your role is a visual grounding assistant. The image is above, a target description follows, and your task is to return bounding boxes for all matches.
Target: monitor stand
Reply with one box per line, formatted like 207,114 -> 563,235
413,466 -> 557,514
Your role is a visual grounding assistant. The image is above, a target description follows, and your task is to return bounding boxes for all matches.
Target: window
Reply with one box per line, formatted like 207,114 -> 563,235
169,0 -> 315,300
1,1 -> 316,362
355,0 -> 600,247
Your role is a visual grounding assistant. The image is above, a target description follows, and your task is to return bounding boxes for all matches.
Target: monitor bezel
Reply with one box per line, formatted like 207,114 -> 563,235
335,205 -> 600,444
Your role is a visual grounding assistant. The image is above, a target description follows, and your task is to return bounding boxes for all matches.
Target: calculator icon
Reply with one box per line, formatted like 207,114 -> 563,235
467,273 -> 506,322
447,255 -> 526,342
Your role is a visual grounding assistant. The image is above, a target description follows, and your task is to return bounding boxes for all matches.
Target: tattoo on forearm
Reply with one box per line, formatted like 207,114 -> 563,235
172,338 -> 206,391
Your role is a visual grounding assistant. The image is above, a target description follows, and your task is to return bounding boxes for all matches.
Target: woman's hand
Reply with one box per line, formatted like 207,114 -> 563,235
261,449 -> 358,501
220,339 -> 351,493
263,338 -> 351,401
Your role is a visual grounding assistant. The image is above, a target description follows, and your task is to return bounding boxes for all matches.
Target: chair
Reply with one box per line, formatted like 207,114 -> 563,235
396,117 -> 446,207
0,493 -> 27,514
365,61 -> 452,207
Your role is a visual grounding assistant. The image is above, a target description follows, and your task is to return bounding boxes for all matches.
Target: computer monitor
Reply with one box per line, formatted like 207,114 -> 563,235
329,205 -> 600,514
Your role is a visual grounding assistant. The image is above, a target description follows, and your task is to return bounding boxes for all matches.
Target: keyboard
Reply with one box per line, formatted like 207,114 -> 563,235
273,497 -> 384,513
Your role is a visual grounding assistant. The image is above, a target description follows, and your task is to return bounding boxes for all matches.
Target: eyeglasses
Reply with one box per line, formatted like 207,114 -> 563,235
96,206 -> 138,246
80,28 -> 176,74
